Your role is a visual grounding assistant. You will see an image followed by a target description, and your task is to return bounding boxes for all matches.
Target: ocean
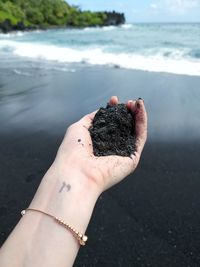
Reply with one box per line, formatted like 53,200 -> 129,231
0,23 -> 200,76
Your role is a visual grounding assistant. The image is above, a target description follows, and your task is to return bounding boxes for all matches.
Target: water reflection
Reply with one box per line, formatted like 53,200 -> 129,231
0,66 -> 200,142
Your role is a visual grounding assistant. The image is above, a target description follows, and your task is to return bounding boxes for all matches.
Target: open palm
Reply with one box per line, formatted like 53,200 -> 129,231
56,96 -> 147,193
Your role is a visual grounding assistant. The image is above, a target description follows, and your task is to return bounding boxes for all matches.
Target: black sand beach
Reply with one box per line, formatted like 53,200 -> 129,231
0,66 -> 200,266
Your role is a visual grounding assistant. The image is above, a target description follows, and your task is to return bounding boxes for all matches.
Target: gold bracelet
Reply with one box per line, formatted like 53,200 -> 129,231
21,208 -> 88,246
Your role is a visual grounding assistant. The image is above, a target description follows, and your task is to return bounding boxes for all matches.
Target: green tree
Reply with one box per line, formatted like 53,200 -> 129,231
0,0 -> 124,31
26,7 -> 44,25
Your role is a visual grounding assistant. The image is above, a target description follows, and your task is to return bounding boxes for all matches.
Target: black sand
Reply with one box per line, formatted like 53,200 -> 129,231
1,66 -> 200,266
89,104 -> 135,157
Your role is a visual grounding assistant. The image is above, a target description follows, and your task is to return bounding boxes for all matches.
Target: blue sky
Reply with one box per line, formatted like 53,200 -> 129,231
67,0 -> 200,22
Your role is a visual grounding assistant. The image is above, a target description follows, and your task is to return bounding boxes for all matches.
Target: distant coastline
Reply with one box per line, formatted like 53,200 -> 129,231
0,0 -> 125,33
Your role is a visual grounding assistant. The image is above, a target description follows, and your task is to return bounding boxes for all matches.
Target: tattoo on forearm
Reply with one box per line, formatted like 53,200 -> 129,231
59,182 -> 71,193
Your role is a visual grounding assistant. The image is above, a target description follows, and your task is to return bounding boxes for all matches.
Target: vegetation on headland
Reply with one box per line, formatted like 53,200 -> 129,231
0,0 -> 125,33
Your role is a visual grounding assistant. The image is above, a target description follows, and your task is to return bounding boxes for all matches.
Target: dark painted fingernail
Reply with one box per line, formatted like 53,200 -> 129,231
138,97 -> 143,100
137,101 -> 141,109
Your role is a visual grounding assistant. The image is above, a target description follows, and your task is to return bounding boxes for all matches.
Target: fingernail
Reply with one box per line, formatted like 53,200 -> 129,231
137,98 -> 144,109
127,100 -> 132,106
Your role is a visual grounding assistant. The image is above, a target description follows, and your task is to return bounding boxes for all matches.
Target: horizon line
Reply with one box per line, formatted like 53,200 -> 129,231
127,21 -> 200,24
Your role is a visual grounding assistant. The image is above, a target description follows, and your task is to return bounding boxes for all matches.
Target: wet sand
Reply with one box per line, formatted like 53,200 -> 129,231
0,66 -> 200,266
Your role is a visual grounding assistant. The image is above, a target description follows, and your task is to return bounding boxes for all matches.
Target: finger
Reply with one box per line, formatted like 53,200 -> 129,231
126,100 -> 132,110
134,98 -> 147,155
109,96 -> 119,106
126,100 -> 137,113
126,100 -> 138,159
78,110 -> 98,129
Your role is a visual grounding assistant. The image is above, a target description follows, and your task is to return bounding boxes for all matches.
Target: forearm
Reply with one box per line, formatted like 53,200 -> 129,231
0,163 -> 100,267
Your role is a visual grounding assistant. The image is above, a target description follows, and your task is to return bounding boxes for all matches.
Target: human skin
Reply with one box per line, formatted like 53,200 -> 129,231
0,96 -> 147,267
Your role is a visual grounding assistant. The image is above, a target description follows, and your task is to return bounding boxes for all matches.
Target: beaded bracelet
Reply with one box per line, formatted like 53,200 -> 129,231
21,208 -> 88,246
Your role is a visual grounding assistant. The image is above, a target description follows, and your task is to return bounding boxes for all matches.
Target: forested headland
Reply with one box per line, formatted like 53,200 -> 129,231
0,0 -> 125,33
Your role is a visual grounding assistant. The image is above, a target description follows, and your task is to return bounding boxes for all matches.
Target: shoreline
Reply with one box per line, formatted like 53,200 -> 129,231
0,66 -> 200,142
0,23 -> 123,34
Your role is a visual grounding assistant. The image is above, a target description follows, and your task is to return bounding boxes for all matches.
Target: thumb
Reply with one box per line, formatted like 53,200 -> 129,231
78,110 -> 98,129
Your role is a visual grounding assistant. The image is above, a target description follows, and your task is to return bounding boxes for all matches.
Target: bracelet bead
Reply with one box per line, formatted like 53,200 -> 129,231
21,208 -> 88,246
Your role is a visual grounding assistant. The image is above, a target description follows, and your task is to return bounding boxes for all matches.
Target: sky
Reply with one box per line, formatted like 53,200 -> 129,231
67,0 -> 200,22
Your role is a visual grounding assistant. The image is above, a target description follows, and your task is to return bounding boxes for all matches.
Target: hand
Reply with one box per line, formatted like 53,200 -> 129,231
54,96 -> 147,193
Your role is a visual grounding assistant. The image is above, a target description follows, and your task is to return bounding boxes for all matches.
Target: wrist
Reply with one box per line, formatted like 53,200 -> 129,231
51,161 -> 102,197
29,162 -> 100,233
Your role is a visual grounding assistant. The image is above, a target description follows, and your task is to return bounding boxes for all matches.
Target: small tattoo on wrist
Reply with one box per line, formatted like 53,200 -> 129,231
59,182 -> 71,193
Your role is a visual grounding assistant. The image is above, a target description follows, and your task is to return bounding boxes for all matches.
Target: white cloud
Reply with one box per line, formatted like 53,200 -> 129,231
164,0 -> 200,13
150,3 -> 158,9
150,0 -> 200,14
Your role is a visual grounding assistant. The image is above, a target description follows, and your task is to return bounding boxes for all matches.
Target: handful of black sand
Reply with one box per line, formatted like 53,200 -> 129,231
89,103 -> 136,157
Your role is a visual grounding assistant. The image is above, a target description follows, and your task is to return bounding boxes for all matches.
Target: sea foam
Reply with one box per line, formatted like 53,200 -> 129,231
0,39 -> 200,76
121,24 -> 133,29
